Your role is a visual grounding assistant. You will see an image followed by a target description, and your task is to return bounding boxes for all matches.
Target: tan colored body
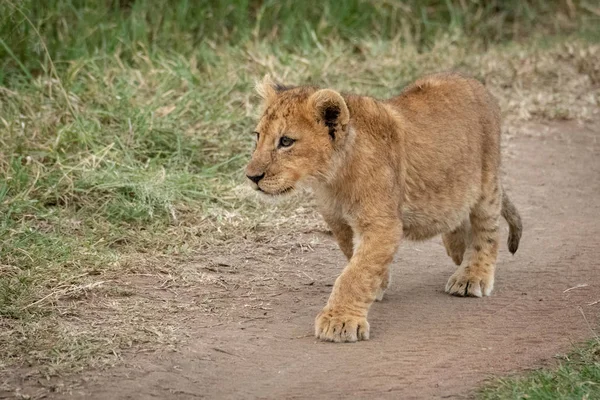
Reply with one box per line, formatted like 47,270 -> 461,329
246,73 -> 522,342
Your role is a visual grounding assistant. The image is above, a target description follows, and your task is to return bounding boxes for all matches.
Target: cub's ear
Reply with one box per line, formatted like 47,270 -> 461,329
255,74 -> 291,105
255,74 -> 277,104
307,89 -> 350,141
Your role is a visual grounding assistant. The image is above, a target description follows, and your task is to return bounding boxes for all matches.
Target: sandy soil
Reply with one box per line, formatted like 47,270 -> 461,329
4,120 -> 600,399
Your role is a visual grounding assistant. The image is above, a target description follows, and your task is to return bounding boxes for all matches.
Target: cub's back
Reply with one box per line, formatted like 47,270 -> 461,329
388,72 -> 500,140
387,72 -> 501,175
387,73 -> 502,239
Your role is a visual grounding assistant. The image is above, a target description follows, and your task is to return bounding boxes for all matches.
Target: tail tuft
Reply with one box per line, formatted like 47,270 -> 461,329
501,191 -> 522,254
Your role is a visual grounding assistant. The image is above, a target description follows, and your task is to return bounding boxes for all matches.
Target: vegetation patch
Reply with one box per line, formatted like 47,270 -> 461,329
480,339 -> 600,400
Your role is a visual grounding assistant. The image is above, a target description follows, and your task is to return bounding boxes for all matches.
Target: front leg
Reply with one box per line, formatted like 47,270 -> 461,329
315,217 -> 402,342
322,213 -> 354,260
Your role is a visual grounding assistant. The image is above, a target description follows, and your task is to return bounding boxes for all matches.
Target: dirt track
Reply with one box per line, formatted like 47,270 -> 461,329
7,120 -> 600,399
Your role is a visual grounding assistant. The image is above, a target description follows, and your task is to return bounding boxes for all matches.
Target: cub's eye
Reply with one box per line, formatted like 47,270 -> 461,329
253,131 -> 260,141
279,136 -> 295,148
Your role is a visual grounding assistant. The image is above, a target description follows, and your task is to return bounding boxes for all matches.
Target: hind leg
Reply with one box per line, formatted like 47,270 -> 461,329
442,220 -> 470,266
375,268 -> 391,301
446,186 -> 501,297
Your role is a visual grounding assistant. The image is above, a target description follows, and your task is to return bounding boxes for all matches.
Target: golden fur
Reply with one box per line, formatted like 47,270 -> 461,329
246,73 -> 522,342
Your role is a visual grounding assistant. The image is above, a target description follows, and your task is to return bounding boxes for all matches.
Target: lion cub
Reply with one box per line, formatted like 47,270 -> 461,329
245,73 -> 522,343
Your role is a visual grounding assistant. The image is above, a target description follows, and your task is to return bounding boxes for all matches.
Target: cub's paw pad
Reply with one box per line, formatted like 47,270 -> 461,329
445,269 -> 494,297
315,309 -> 369,342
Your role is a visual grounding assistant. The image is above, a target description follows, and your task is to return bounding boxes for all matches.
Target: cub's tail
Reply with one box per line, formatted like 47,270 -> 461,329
501,191 -> 522,254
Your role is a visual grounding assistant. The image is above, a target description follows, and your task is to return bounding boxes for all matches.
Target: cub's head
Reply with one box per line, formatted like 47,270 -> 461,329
245,75 -> 350,195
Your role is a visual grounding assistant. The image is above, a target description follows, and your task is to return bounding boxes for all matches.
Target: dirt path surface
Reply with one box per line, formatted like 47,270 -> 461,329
6,120 -> 600,399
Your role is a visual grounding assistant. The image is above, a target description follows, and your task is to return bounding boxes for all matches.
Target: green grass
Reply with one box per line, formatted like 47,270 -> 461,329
1,0 -> 594,84
0,0 -> 599,390
480,340 -> 600,399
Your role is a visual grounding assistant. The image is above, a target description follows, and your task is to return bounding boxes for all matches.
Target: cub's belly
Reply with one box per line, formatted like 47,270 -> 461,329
401,204 -> 471,241
400,172 -> 481,241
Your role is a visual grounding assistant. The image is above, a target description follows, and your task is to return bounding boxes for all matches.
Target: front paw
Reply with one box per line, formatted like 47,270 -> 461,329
315,307 -> 369,342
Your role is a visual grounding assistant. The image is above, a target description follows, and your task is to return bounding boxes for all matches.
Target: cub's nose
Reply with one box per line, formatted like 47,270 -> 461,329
246,173 -> 265,184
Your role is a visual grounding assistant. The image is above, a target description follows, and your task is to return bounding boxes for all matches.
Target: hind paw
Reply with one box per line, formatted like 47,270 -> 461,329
445,266 -> 494,297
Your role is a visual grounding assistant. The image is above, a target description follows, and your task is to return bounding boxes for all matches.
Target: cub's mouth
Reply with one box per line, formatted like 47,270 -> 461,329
257,186 -> 295,196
